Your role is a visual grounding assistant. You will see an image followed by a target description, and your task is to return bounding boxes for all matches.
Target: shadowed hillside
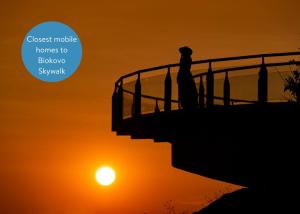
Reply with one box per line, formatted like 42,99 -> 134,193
193,187 -> 298,213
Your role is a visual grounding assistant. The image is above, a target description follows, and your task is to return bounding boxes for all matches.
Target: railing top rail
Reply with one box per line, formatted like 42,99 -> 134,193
193,61 -> 299,78
115,51 -> 300,86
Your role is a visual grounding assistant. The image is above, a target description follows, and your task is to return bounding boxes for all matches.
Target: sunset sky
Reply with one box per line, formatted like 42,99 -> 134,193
1,1 -> 300,213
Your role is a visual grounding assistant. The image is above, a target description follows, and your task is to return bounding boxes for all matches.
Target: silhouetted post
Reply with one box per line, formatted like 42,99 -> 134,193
258,57 -> 268,104
131,100 -> 134,117
117,80 -> 123,121
155,99 -> 160,114
224,72 -> 230,106
112,87 -> 118,131
133,73 -> 141,117
164,67 -> 172,112
198,75 -> 205,108
206,62 -> 214,107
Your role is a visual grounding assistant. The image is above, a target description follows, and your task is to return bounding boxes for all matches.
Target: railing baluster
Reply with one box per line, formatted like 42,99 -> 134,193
155,99 -> 160,113
131,97 -> 134,117
117,80 -> 123,121
199,75 -> 205,108
112,87 -> 118,131
258,57 -> 268,103
133,73 -> 141,117
206,62 -> 214,107
224,72 -> 230,106
164,67 -> 172,112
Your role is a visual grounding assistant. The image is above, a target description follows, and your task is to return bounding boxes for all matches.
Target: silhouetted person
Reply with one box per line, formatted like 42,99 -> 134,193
177,46 -> 198,109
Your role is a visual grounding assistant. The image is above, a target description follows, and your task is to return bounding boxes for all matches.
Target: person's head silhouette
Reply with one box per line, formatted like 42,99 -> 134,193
179,46 -> 193,57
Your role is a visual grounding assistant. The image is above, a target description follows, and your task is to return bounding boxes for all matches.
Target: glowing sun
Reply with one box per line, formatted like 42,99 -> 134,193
96,166 -> 116,186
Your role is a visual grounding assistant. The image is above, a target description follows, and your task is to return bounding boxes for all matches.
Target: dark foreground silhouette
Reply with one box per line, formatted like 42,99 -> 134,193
194,188 -> 253,214
194,187 -> 298,213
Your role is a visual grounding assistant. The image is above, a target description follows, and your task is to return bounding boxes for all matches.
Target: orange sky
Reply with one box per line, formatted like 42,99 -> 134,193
1,0 -> 300,213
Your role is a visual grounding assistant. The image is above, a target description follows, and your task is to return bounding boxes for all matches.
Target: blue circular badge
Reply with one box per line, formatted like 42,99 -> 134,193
21,21 -> 82,82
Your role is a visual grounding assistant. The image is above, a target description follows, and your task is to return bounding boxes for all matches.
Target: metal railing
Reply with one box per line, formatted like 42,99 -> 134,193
112,51 -> 300,130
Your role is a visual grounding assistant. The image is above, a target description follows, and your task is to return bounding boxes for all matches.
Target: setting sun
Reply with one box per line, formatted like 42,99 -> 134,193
96,166 -> 116,186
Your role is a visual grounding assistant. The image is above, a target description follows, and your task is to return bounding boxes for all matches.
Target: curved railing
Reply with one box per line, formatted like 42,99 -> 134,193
112,51 -> 300,130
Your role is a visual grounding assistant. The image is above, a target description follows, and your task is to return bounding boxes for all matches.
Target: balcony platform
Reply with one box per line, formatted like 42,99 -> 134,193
112,51 -> 300,189
115,102 -> 300,187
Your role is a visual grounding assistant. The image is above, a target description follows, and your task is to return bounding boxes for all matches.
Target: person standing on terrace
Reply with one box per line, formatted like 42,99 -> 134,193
177,46 -> 198,109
